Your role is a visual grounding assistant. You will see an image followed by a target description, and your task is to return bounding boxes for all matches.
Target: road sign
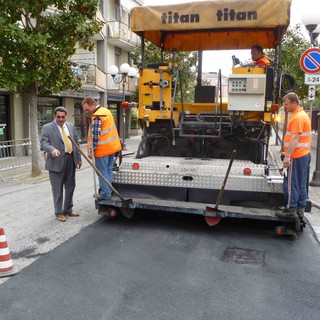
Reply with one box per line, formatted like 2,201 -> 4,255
308,85 -> 316,101
305,73 -> 320,85
300,48 -> 320,74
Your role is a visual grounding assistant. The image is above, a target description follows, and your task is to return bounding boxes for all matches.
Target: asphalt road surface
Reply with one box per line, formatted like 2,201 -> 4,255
0,211 -> 320,320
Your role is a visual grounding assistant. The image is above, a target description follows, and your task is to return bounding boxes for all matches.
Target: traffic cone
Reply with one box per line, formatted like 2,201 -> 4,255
0,227 -> 18,278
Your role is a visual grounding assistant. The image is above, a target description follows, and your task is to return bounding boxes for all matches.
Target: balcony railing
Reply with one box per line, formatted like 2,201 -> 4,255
107,21 -> 141,49
72,64 -> 107,91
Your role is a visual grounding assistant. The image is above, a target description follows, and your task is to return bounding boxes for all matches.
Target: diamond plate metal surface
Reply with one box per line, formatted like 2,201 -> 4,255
114,157 -> 283,193
120,156 -> 265,175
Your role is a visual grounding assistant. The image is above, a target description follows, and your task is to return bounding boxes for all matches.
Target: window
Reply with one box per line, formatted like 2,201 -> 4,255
115,0 -> 122,21
37,97 -> 61,133
99,0 -> 104,14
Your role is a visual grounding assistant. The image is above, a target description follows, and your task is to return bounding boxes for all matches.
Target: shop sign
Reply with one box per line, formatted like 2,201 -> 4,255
60,90 -> 100,99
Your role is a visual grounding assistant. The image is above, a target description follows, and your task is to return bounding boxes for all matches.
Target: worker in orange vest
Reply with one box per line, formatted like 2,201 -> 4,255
82,96 -> 122,200
276,92 -> 312,218
250,45 -> 271,68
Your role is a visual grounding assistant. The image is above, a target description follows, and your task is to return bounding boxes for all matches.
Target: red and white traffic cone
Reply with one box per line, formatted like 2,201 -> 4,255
0,227 -> 18,278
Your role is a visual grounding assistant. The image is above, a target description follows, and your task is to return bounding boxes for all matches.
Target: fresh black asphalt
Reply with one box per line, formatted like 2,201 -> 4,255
1,211 -> 320,320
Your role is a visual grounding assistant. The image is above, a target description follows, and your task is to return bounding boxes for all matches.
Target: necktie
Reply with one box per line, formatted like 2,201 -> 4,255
61,125 -> 72,154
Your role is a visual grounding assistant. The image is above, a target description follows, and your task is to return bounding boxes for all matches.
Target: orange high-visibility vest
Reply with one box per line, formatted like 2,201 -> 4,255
254,56 -> 270,68
87,107 -> 122,157
283,107 -> 312,158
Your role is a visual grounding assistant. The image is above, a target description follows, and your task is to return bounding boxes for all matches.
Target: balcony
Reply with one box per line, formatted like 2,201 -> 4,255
73,64 -> 107,92
107,21 -> 141,51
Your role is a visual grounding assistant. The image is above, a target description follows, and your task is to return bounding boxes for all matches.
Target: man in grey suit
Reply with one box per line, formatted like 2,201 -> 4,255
40,106 -> 82,222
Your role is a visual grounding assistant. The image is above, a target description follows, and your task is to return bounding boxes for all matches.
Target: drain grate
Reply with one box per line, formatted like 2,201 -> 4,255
223,247 -> 265,266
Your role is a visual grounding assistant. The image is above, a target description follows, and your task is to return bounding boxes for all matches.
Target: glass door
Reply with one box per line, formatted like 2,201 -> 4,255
74,99 -> 89,143
0,95 -> 9,142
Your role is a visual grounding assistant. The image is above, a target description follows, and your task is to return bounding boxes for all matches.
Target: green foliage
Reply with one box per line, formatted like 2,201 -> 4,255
130,41 -> 198,102
0,0 -> 103,94
279,24 -> 312,101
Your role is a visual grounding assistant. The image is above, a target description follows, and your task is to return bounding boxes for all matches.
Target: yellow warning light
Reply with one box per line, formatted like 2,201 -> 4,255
275,114 -> 282,122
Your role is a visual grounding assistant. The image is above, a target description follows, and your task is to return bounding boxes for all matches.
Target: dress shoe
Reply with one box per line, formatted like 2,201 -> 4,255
56,214 -> 67,222
66,211 -> 80,217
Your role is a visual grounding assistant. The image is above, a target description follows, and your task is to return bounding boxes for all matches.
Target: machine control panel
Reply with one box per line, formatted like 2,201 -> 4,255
228,74 -> 266,111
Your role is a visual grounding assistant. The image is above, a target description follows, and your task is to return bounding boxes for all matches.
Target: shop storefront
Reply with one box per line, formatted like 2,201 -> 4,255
37,96 -> 61,134
36,94 -> 96,143
74,98 -> 89,144
0,95 -> 10,142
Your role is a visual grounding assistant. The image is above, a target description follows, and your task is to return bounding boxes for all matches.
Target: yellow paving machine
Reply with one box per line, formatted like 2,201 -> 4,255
99,0 -> 309,236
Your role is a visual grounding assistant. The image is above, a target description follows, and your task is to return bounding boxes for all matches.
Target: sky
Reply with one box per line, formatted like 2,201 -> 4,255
142,0 -> 311,75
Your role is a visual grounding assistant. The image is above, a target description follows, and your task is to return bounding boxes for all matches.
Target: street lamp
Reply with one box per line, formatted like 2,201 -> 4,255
301,6 -> 320,186
109,63 -> 137,150
301,0 -> 320,46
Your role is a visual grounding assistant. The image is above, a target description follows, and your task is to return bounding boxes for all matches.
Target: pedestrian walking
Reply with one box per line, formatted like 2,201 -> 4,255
276,93 -> 312,218
81,96 -> 122,200
40,106 -> 82,222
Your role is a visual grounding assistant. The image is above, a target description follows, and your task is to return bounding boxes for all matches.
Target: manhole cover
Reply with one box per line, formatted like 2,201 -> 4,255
223,247 -> 265,266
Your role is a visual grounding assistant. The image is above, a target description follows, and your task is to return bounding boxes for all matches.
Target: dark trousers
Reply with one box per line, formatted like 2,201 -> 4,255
95,154 -> 115,196
283,153 -> 311,209
49,154 -> 76,216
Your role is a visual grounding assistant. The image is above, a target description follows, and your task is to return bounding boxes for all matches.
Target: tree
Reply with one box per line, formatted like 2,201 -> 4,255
0,1 -> 103,176
279,24 -> 311,101
130,41 -> 198,103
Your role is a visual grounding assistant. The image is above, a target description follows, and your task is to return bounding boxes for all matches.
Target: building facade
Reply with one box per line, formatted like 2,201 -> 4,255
0,0 -> 142,146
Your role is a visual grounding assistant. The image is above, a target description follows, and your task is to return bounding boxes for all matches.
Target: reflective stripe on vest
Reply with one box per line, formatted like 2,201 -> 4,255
100,124 -> 117,136
97,134 -> 119,146
283,108 -> 311,158
283,130 -> 312,148
87,107 -> 122,157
